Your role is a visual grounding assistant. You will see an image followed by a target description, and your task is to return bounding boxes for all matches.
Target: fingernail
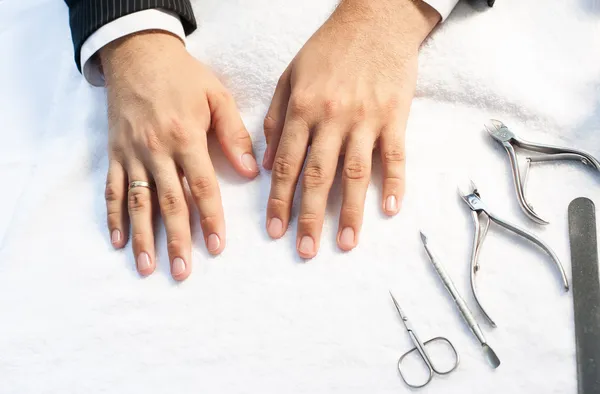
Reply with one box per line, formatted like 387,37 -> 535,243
111,229 -> 121,246
385,195 -> 398,214
241,153 -> 258,172
298,235 -> 315,257
172,257 -> 186,276
137,252 -> 151,271
339,227 -> 355,250
267,217 -> 284,238
207,233 -> 221,253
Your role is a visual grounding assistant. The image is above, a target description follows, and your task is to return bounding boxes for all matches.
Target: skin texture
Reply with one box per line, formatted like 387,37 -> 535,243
100,0 -> 439,279
100,31 -> 259,281
263,0 -> 440,258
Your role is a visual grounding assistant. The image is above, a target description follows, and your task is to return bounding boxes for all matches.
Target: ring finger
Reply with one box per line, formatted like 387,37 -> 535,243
126,162 -> 156,276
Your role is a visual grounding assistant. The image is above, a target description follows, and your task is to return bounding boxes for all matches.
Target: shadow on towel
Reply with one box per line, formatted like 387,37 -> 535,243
579,0 -> 600,14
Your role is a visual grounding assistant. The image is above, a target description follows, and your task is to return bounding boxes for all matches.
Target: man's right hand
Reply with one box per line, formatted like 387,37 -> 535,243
101,31 -> 258,281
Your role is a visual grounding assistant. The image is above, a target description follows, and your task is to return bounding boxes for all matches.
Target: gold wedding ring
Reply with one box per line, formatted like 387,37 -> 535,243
128,181 -> 155,192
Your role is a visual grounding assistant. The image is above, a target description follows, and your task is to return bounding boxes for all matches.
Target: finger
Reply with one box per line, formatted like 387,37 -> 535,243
263,68 -> 291,169
126,163 -> 156,277
266,117 -> 311,240
296,129 -> 343,259
338,131 -> 376,252
105,160 -> 128,249
379,124 -> 406,216
176,138 -> 226,256
208,90 -> 259,178
150,161 -> 192,281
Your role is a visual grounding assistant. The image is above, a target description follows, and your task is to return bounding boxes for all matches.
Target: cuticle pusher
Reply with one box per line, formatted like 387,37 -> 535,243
420,231 -> 501,369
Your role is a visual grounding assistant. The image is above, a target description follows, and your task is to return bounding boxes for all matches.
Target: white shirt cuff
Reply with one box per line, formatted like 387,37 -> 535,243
422,0 -> 459,21
80,9 -> 186,87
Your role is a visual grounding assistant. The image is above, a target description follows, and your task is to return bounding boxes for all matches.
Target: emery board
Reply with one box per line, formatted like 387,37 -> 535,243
568,197 -> 600,394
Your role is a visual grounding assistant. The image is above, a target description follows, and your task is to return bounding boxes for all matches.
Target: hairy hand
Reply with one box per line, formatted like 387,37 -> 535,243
102,32 -> 258,280
263,0 -> 440,258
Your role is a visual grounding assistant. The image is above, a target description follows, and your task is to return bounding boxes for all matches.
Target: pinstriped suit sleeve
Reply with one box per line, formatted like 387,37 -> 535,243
64,0 -> 197,72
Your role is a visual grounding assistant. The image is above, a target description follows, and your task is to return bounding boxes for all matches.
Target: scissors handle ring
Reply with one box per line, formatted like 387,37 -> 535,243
426,337 -> 460,375
397,353 -> 434,389
397,336 -> 459,388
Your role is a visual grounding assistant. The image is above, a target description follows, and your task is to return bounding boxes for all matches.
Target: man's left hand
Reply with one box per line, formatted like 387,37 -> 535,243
263,0 -> 440,258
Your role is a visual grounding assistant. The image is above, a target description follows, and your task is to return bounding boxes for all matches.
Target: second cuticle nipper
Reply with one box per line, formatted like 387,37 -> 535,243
485,119 -> 600,225
458,179 -> 570,328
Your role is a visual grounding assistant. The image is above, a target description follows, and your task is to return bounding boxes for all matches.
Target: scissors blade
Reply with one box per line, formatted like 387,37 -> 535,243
389,291 -> 412,331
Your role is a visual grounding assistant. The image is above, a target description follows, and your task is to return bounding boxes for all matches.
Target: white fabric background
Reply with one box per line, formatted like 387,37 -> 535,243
1,0 -> 599,393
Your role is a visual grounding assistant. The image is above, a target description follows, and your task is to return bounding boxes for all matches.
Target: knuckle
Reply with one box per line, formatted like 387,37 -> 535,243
383,149 -> 406,165
343,156 -> 369,181
268,196 -> 288,212
272,156 -> 294,182
303,164 -> 327,190
137,127 -> 163,154
109,143 -> 126,160
289,92 -> 313,118
213,89 -> 234,106
128,189 -> 151,213
165,117 -> 190,145
106,211 -> 122,228
231,128 -> 251,146
131,232 -> 146,252
354,102 -> 367,122
384,174 -> 405,193
263,115 -> 279,137
298,212 -> 319,227
323,98 -> 340,119
105,180 -> 122,203
384,94 -> 401,111
380,94 -> 402,120
166,236 -> 183,256
188,176 -> 216,200
340,204 -> 362,219
209,90 -> 235,127
199,213 -> 219,231
159,190 -> 184,216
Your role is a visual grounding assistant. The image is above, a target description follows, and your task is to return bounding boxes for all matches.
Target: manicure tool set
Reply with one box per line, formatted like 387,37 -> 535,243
389,120 -> 600,389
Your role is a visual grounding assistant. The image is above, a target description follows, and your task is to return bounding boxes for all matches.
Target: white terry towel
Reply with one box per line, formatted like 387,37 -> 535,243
0,0 -> 599,393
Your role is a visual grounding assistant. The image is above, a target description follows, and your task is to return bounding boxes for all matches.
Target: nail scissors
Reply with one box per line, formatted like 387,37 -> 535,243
390,292 -> 459,388
458,179 -> 570,327
485,119 -> 600,224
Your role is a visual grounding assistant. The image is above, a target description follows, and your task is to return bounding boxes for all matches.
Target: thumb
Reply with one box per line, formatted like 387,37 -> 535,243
208,89 -> 259,179
262,67 -> 291,170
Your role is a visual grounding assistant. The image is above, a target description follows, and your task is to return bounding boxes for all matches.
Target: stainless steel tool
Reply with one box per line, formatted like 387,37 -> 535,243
459,179 -> 569,327
568,197 -> 600,394
485,119 -> 600,225
420,232 -> 501,369
390,292 -> 459,388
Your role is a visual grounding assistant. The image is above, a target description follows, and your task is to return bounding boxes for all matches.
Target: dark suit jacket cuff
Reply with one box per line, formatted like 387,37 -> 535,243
68,0 -> 197,72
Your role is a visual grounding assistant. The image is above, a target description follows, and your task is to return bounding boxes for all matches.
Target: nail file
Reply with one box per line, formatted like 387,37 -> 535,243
568,197 -> 600,394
